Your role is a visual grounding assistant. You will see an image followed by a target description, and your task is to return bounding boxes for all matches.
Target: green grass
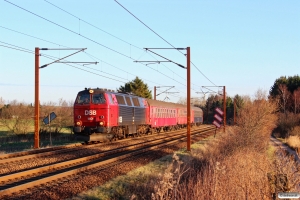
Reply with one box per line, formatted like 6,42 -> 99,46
266,144 -> 276,161
0,126 -> 78,154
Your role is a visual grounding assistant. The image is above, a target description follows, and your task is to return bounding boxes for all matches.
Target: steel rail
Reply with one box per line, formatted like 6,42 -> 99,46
0,126 -> 215,197
0,126 -> 213,183
0,125 -> 212,165
0,143 -> 82,161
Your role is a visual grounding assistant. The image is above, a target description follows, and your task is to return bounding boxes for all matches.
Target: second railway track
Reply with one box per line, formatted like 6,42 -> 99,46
0,125 -> 216,198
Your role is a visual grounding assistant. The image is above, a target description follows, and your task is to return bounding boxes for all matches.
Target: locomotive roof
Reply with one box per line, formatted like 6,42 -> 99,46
78,88 -> 202,111
79,88 -> 141,97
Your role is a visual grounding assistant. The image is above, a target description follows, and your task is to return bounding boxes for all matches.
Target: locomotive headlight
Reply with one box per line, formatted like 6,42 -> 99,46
76,121 -> 82,126
99,121 -> 104,126
89,89 -> 94,94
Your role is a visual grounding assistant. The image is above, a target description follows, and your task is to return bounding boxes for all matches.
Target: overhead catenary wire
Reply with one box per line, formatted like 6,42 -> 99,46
44,0 -> 142,51
1,40 -> 190,99
0,41 -> 126,83
0,39 -> 197,95
42,0 -> 188,83
0,44 -> 34,54
114,0 -> 217,87
4,0 -> 132,60
0,25 -> 163,87
4,1 -> 189,90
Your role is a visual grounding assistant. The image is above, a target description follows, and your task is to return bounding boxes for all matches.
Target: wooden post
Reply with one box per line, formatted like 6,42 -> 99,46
154,86 -> 156,100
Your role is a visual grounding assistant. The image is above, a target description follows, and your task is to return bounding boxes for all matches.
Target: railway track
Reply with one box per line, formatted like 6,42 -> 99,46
0,125 -> 214,177
0,125 -> 216,198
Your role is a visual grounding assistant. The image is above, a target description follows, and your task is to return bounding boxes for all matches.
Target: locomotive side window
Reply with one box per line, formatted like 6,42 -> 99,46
125,96 -> 132,106
115,95 -> 126,105
76,93 -> 90,104
106,93 -> 113,104
132,97 -> 140,106
92,93 -> 106,104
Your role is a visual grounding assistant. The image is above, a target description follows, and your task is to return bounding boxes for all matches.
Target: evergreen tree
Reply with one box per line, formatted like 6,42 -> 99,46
118,77 -> 152,99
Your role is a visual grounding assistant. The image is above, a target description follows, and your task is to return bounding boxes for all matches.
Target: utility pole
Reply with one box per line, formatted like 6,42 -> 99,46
187,47 -> 191,151
34,47 -> 39,149
134,47 -> 191,151
153,86 -> 176,101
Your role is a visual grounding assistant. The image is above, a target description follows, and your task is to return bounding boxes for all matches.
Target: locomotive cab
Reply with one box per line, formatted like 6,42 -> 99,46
73,88 -> 116,141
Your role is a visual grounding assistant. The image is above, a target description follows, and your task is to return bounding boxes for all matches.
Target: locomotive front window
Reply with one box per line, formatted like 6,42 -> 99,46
76,93 -> 90,104
92,93 -> 106,104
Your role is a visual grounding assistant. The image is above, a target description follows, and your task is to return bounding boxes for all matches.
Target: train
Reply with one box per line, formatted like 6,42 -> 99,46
73,88 -> 203,142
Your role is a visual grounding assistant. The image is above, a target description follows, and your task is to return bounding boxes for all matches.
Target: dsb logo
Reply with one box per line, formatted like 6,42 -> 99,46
85,110 -> 96,115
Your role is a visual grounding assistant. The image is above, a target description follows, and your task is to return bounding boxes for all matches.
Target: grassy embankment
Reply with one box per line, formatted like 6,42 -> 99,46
70,92 -> 300,200
0,121 -> 76,154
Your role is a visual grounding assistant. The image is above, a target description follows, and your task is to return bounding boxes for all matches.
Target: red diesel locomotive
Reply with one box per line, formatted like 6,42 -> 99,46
73,88 -> 203,142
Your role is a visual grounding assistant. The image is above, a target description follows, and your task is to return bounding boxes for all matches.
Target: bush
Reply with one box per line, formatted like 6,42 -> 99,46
0,101 -> 33,135
149,90 -> 283,199
276,113 -> 300,138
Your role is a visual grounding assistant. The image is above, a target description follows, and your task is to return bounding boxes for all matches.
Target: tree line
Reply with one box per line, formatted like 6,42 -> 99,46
269,75 -> 300,114
1,75 -> 299,137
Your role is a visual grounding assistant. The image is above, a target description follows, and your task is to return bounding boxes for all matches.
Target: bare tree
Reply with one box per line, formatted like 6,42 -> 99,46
0,97 -> 5,109
177,97 -> 206,107
40,98 -> 73,135
293,88 -> 300,114
278,84 -> 290,114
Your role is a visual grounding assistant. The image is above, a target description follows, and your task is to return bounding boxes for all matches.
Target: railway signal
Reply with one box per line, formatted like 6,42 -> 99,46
213,107 -> 223,126
213,107 -> 224,136
202,86 -> 226,132
215,107 -> 224,116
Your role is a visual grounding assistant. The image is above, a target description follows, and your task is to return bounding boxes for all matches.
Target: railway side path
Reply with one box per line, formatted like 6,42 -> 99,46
270,136 -> 300,163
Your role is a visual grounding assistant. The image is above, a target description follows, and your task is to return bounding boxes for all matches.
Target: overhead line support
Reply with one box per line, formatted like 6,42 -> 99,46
135,47 -> 191,151
34,47 -> 95,149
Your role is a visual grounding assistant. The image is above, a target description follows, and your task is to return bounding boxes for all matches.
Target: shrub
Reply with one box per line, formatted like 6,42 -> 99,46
276,113 -> 300,138
0,101 -> 33,135
286,136 -> 300,150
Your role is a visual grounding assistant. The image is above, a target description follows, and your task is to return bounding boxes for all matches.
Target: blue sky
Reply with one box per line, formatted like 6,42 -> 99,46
1,0 -> 299,104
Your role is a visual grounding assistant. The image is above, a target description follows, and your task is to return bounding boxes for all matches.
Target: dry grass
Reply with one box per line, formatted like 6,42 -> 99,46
286,136 -> 300,149
148,91 -> 295,200
291,126 -> 300,137
70,91 -> 300,200
149,131 -> 273,200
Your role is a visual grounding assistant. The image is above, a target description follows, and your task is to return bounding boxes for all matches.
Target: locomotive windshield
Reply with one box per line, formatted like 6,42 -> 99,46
75,91 -> 106,105
76,93 -> 90,104
92,93 -> 106,104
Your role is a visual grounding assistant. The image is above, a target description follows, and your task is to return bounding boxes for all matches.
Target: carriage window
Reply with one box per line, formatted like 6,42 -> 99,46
115,95 -> 126,105
125,96 -> 132,106
92,93 -> 106,104
132,97 -> 140,106
76,93 -> 90,104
